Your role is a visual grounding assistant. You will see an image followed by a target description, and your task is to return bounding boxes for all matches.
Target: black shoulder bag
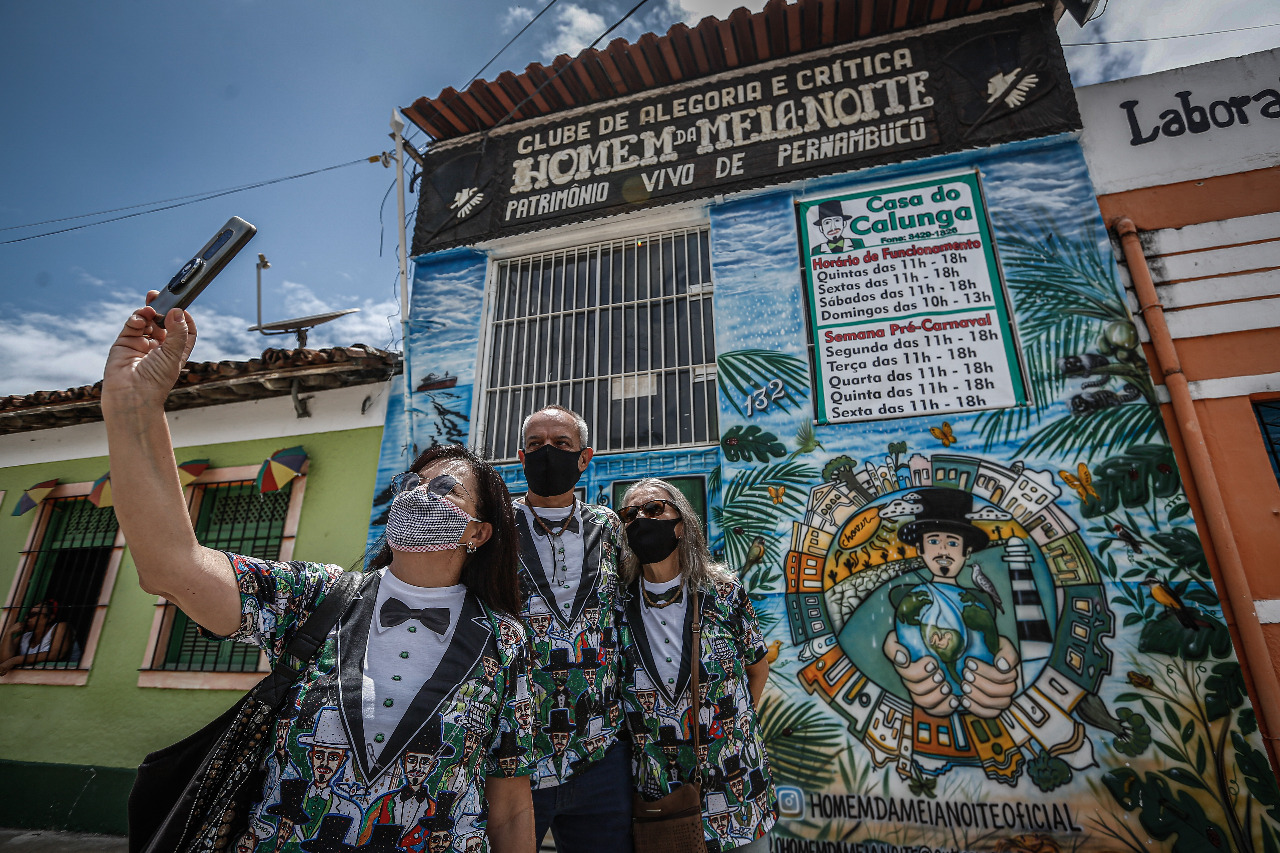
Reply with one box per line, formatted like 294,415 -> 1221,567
128,571 -> 362,853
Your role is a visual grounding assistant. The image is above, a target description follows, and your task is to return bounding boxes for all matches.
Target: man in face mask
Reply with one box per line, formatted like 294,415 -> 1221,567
514,404 -> 631,852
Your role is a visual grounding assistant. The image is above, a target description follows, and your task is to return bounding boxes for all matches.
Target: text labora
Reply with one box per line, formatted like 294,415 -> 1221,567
851,186 -> 972,236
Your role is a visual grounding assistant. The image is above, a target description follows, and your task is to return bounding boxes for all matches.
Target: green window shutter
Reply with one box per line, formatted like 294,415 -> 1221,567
162,482 -> 292,672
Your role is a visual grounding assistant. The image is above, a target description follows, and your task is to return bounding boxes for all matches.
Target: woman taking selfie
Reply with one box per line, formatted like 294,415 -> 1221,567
103,300 -> 535,853
616,478 -> 778,852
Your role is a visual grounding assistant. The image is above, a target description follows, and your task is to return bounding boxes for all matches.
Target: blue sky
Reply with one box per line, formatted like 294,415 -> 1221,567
0,0 -> 1273,396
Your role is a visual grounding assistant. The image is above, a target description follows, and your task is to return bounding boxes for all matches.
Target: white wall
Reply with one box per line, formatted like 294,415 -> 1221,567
1077,48 -> 1280,195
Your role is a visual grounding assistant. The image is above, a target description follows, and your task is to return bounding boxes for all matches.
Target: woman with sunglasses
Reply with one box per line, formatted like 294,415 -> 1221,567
102,301 -> 536,852
615,479 -> 778,852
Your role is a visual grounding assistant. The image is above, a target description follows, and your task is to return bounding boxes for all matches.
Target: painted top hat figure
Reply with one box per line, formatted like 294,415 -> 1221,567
882,488 -> 1020,720
102,301 -> 539,852
809,199 -> 866,256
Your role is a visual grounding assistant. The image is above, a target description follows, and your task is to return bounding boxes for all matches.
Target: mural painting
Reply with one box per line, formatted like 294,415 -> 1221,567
707,139 -> 1280,853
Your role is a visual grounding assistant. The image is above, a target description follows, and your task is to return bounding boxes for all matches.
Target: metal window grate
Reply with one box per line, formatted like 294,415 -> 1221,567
1255,401 -> 1280,485
157,481 -> 292,672
481,227 -> 719,460
4,497 -> 119,670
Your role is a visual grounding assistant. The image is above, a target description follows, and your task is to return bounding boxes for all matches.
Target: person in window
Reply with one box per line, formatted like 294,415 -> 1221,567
0,598 -> 81,675
101,300 -> 537,853
615,479 -> 778,853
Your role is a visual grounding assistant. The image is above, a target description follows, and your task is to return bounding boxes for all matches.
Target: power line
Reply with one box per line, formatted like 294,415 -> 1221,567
1,158 -> 378,245
1063,20 -> 1280,46
488,0 -> 655,134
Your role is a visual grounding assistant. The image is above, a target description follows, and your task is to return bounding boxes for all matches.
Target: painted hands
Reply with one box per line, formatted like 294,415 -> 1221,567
959,636 -> 1019,719
883,632 -> 1019,718
883,631 -> 958,716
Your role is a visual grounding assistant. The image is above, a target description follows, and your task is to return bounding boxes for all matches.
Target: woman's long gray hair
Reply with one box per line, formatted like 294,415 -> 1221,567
619,478 -> 734,589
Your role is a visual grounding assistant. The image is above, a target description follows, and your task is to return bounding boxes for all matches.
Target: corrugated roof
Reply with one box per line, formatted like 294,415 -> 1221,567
0,345 -> 401,435
404,0 -> 1041,141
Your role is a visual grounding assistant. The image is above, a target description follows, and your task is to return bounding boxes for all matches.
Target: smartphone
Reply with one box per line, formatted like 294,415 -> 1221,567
151,216 -> 256,327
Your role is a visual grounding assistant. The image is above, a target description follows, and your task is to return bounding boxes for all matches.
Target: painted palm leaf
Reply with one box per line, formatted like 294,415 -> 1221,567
719,461 -> 818,570
717,349 -> 810,417
756,693 -> 845,791
976,214 -> 1159,456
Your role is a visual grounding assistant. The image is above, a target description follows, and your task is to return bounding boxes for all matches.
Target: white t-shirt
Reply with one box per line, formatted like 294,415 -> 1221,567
640,575 -> 687,691
362,568 -> 467,765
520,502 -> 584,617
18,625 -> 82,664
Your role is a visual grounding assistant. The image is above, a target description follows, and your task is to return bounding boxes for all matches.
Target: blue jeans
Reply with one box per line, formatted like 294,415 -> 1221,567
532,740 -> 633,852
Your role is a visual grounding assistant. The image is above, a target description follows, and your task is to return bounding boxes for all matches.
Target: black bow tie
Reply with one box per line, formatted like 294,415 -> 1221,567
399,786 -> 431,803
530,510 -> 579,537
380,598 -> 450,634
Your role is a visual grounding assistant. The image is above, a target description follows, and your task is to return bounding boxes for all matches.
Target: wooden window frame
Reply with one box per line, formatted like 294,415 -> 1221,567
138,463 -> 307,690
1,481 -> 125,687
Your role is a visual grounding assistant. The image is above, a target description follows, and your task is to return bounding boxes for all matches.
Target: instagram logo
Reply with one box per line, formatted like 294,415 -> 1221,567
775,785 -> 804,818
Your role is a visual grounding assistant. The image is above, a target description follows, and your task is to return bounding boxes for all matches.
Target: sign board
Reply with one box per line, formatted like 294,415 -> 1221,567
799,170 -> 1025,424
411,7 -> 1079,254
1077,48 -> 1280,195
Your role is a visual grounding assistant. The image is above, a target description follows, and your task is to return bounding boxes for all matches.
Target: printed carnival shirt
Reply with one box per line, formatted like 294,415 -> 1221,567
205,554 -> 535,853
617,575 -> 779,852
514,502 -> 626,789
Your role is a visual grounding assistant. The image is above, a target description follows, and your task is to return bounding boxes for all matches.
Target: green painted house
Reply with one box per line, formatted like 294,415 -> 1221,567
0,345 -> 399,834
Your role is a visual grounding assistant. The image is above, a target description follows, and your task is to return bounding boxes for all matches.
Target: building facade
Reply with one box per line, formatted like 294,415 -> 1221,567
0,347 -> 395,833
1076,50 -> 1280,744
379,3 -> 1280,851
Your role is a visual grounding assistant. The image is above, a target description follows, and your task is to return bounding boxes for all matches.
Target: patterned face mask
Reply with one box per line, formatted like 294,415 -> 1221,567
386,473 -> 475,553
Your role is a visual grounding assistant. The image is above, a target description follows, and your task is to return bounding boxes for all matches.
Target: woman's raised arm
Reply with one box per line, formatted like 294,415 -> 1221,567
102,298 -> 241,636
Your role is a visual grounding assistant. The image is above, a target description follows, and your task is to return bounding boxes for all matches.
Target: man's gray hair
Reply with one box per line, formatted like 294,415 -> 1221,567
521,405 -> 589,449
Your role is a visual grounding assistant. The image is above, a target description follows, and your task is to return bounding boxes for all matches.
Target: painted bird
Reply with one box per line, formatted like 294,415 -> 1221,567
765,640 -> 782,664
971,564 -> 1004,613
740,536 -> 767,576
788,421 -> 825,460
1140,577 -> 1201,631
1113,523 -> 1144,554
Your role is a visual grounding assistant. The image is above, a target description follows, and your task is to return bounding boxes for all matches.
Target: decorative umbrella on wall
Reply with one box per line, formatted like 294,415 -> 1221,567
256,447 -> 307,493
177,459 -> 211,487
88,472 -> 113,508
12,479 -> 59,516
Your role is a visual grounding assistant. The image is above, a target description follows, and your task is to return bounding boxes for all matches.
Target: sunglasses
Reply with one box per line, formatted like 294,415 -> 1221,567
619,499 -> 681,525
391,471 -> 474,501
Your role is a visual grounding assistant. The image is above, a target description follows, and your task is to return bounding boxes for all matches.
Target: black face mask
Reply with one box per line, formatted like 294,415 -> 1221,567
522,444 -> 584,497
627,517 -> 682,565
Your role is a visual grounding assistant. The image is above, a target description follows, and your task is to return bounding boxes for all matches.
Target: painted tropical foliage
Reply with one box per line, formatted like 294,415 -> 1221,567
974,213 -> 1161,461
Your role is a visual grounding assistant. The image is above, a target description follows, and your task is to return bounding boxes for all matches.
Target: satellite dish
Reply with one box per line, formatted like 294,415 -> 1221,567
249,253 -> 360,347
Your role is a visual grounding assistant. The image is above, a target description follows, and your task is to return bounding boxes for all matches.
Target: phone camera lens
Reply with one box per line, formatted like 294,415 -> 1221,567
167,257 -> 205,292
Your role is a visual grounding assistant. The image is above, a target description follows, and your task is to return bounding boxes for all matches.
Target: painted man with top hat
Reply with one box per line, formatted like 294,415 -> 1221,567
882,488 -> 1020,719
356,721 -> 455,846
511,405 -> 631,850
809,199 -> 866,255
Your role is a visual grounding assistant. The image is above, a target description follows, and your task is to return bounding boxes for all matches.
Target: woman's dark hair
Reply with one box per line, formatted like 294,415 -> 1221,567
368,445 -> 521,616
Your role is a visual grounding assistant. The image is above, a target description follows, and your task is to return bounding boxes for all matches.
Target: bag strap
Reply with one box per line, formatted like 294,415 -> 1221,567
689,585 -> 703,786
256,571 -> 361,707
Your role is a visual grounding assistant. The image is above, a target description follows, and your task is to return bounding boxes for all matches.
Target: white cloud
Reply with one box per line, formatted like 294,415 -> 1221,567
72,267 -> 109,288
671,0 -> 767,25
547,4 -> 608,56
503,4 -> 535,32
0,281 -> 401,397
